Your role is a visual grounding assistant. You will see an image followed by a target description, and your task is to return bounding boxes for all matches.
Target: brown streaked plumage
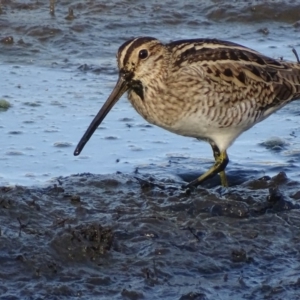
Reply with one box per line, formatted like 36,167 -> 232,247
74,37 -> 300,187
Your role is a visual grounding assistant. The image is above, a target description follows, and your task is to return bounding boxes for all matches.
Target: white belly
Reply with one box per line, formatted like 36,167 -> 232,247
167,116 -> 243,151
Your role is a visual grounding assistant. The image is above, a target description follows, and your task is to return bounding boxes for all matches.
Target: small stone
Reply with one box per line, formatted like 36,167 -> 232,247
70,195 -> 81,202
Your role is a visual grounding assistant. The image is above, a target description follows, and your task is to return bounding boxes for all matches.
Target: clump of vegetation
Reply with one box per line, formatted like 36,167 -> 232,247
0,99 -> 11,111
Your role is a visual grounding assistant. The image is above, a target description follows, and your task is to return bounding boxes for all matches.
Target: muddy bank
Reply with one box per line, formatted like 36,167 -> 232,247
1,172 -> 300,299
1,0 -> 300,186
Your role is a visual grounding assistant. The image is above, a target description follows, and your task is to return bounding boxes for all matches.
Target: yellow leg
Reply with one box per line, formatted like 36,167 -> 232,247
186,144 -> 229,188
219,170 -> 228,187
211,144 -> 229,187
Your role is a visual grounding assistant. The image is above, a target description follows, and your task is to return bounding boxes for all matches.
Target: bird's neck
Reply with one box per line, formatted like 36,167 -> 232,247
127,67 -> 170,126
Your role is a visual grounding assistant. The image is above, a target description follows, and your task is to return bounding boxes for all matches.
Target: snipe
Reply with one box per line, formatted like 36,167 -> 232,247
74,37 -> 300,187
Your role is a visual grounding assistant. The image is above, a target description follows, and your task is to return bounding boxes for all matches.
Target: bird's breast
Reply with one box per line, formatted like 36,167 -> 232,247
127,82 -> 180,128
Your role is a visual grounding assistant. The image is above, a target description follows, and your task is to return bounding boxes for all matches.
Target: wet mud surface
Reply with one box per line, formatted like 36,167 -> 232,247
1,0 -> 300,299
1,172 -> 300,299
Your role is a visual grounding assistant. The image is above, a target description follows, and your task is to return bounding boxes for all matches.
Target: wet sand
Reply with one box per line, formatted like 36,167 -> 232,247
1,0 -> 300,299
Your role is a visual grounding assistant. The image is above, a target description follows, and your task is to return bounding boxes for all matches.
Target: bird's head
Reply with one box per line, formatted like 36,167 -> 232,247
74,37 -> 167,156
117,37 -> 166,94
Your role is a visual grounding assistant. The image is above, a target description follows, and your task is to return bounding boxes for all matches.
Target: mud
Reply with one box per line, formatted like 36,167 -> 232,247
1,172 -> 300,299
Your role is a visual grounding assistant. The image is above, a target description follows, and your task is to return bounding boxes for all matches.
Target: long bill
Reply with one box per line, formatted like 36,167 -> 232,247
74,75 -> 129,156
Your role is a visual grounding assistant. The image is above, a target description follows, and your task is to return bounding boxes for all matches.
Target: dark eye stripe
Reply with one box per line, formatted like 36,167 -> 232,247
120,37 -> 157,66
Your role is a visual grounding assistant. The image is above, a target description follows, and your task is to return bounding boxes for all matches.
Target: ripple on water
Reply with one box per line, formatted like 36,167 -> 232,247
259,137 -> 289,152
27,26 -> 63,40
119,117 -> 134,122
44,129 -> 59,133
128,145 -> 143,151
50,100 -> 65,107
23,101 -> 41,107
76,155 -> 90,160
53,142 -> 73,148
7,130 -> 23,135
24,173 -> 36,178
136,123 -> 153,128
5,150 -> 24,156
152,140 -> 168,144
206,2 -> 300,23
103,136 -> 119,140
284,149 -> 300,161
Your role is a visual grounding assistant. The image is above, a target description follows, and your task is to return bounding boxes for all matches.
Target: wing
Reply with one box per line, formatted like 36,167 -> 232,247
167,38 -> 300,112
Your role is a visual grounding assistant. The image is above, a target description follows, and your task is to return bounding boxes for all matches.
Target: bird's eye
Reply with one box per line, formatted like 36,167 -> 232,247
139,49 -> 148,60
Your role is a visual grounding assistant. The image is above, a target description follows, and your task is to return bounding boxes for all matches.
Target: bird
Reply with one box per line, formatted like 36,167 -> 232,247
74,36 -> 300,188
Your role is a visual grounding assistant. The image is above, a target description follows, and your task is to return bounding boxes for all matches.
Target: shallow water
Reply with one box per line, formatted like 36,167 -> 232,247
1,0 -> 300,299
1,0 -> 300,186
2,63 -> 300,187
